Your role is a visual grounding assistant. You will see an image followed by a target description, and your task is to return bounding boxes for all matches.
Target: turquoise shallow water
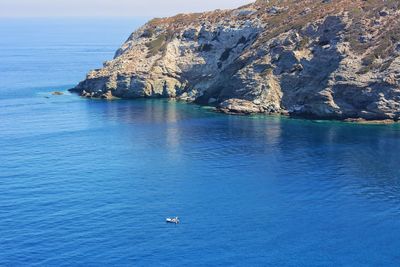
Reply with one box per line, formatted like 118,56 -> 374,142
1,19 -> 400,266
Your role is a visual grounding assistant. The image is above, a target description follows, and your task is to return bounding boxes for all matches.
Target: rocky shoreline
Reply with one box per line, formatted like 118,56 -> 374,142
70,0 -> 400,122
70,92 -> 399,124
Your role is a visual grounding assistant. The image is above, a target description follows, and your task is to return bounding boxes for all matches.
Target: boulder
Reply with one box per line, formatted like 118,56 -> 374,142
218,99 -> 264,114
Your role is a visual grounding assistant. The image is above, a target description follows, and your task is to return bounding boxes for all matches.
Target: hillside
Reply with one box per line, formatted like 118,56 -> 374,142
71,0 -> 400,121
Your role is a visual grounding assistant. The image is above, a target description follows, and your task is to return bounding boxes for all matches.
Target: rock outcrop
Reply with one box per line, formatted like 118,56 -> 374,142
71,0 -> 400,121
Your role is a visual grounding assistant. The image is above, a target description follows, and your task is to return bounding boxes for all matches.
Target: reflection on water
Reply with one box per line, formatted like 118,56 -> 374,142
84,98 -> 400,206
2,95 -> 400,265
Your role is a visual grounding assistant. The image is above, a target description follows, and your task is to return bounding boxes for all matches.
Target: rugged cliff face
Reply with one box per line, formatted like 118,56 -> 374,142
71,0 -> 400,121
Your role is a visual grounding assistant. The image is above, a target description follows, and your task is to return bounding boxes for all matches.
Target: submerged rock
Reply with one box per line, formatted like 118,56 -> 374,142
100,90 -> 117,100
70,0 -> 400,121
52,91 -> 64,95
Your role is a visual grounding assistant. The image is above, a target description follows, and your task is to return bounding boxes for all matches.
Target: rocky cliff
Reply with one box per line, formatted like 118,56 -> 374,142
71,0 -> 400,121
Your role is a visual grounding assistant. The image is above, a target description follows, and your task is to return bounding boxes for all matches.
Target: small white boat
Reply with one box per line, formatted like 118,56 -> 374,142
166,217 -> 180,224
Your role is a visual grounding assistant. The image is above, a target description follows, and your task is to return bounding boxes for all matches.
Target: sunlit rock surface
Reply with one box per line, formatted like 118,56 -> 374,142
71,0 -> 400,121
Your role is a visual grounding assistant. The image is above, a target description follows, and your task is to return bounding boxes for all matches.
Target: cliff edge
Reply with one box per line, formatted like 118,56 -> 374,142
71,0 -> 400,121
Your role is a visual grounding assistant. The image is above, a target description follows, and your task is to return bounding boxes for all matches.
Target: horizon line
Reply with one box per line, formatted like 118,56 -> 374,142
0,15 -> 152,19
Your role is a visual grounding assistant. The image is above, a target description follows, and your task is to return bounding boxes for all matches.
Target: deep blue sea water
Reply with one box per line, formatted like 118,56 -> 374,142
1,18 -> 400,266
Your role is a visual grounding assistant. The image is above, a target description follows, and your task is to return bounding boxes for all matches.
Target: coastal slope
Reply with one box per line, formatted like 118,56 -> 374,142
71,0 -> 400,121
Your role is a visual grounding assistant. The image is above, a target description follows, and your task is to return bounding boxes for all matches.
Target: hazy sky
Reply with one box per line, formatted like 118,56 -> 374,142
0,0 -> 254,18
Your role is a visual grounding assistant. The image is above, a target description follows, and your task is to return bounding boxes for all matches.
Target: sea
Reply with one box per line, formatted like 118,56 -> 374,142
1,18 -> 400,266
